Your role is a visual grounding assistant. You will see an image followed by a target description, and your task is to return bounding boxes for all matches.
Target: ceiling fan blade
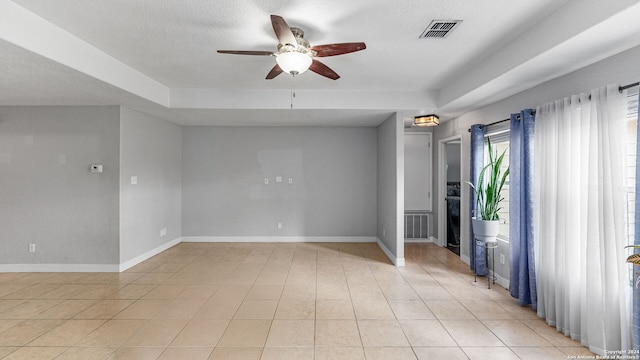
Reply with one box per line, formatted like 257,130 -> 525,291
310,42 -> 366,57
271,15 -> 297,47
309,60 -> 340,80
266,64 -> 283,79
217,50 -> 275,56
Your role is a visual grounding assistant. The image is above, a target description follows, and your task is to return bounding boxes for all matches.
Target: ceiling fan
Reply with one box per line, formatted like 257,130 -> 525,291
217,15 -> 366,80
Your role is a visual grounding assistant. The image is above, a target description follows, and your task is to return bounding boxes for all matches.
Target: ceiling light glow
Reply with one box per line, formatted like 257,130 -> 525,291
276,52 -> 312,76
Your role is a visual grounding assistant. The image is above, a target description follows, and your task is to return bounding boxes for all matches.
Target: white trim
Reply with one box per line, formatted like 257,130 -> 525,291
377,238 -> 405,266
396,114 -> 406,263
119,238 -> 181,272
180,236 -> 377,243
0,236 -> 405,273
0,263 -> 119,272
461,254 -> 471,265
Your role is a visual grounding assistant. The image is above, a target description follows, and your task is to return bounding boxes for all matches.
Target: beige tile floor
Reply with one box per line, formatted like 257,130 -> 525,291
0,242 -> 595,360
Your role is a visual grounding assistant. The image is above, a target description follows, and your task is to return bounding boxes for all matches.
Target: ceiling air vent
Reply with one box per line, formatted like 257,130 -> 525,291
419,20 -> 462,39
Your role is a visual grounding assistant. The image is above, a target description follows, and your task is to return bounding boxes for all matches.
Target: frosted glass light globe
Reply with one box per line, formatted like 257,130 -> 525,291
276,52 -> 312,76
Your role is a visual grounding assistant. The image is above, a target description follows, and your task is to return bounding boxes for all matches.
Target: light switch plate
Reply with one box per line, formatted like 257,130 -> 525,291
131,176 -> 138,185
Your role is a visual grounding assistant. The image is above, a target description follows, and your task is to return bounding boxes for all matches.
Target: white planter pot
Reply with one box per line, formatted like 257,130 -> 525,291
472,217 -> 499,244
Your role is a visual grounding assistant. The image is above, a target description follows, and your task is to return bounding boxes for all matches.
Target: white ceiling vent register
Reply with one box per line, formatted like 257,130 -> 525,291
419,20 -> 462,39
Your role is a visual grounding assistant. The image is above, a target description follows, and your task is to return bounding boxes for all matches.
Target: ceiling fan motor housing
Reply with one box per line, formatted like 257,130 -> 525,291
277,28 -> 315,55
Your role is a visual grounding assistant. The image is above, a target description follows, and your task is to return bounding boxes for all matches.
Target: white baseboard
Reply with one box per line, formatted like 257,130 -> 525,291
461,254 -> 471,265
0,238 -> 181,273
0,263 -> 120,272
490,271 -> 510,289
181,236 -> 377,243
119,238 -> 181,272
377,238 -> 405,266
404,237 -> 435,243
0,236 -> 397,273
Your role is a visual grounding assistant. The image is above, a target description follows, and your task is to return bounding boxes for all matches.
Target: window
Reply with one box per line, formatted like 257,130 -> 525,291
484,126 -> 511,241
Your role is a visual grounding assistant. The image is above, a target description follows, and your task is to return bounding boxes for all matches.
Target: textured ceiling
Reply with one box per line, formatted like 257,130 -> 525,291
2,0 -> 640,126
10,0 -> 565,90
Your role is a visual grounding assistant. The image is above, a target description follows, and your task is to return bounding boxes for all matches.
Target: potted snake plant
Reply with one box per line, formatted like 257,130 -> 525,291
467,139 -> 509,243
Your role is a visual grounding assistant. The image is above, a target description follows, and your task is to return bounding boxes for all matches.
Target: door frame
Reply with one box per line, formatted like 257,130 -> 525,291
437,134 -> 462,248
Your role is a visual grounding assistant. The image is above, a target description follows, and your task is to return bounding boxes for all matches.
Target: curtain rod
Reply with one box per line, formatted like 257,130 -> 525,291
620,82 -> 639,91
466,81 -> 640,132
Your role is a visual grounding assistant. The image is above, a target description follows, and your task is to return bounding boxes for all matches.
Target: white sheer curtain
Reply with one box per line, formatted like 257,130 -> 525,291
534,85 -> 631,354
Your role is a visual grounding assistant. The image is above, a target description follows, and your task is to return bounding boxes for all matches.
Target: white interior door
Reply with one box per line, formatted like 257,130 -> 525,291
404,133 -> 432,211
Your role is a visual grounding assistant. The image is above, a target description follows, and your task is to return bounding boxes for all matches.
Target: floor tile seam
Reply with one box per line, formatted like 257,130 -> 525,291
74,318 -> 153,349
36,284 -> 101,300
0,319 -> 28,339
493,301 -> 537,322
22,318 -> 109,348
395,317 -> 426,350
156,345 -> 214,360
352,317 -> 370,351
318,249 -> 361,349
0,301 -> 28,316
365,258 -> 424,325
457,299 -> 501,322
0,284 -> 59,300
488,320 -> 549,348
397,266 -> 446,313
3,299 -> 64,320
447,317 -> 512,348
330,254 -> 357,324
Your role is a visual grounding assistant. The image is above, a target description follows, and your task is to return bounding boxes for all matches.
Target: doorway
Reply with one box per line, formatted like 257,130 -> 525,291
404,132 -> 432,242
438,135 -> 462,256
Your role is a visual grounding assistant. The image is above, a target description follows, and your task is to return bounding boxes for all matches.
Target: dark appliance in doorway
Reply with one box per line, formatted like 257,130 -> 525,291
446,182 -> 460,255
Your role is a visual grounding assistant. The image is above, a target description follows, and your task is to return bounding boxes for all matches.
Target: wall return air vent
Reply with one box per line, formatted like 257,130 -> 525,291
419,20 -> 462,39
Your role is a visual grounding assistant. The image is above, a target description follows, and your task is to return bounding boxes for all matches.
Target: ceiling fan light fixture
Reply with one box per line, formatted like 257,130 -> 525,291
414,114 -> 440,127
276,51 -> 312,76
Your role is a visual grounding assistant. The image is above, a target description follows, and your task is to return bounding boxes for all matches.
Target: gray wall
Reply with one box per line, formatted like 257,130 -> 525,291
119,107 -> 182,263
377,113 -> 404,263
432,44 -> 640,285
0,106 -> 120,264
182,126 -> 377,237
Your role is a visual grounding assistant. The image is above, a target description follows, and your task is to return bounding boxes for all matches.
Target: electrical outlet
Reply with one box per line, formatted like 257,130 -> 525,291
277,222 -> 283,229
160,228 -> 167,237
29,243 -> 36,253
131,176 -> 138,185
264,177 -> 269,185
499,253 -> 505,265
383,228 -> 386,237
